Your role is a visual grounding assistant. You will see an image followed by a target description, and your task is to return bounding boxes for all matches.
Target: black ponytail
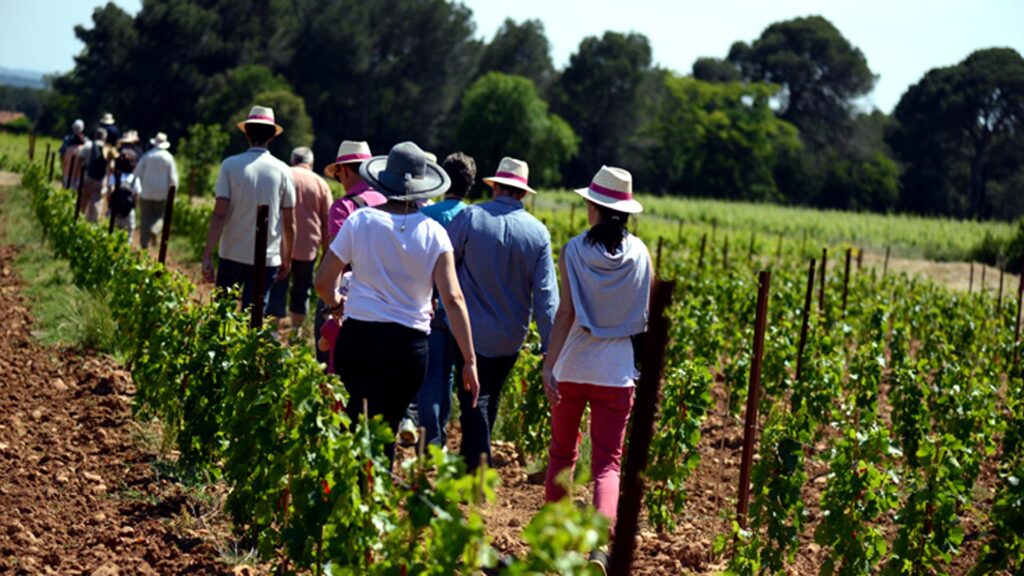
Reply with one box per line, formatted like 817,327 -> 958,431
584,202 -> 630,254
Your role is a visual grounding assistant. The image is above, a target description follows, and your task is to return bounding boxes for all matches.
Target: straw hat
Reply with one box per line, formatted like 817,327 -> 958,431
236,105 -> 283,136
482,157 -> 535,194
574,166 -> 643,214
118,130 -> 140,145
359,141 -> 450,201
99,113 -> 115,125
149,132 -> 171,150
324,141 -> 372,180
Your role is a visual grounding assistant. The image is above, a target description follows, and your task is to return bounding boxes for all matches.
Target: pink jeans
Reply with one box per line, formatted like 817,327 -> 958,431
545,382 -> 634,529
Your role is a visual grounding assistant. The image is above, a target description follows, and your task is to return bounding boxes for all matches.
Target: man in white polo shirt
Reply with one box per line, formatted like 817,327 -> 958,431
201,105 -> 296,311
133,132 -> 179,249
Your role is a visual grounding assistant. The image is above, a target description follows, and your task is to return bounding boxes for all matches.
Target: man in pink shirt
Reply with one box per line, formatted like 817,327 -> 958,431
315,141 -> 387,366
268,146 -> 332,334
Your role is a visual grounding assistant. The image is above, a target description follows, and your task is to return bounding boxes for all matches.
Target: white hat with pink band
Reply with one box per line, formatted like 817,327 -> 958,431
236,105 -> 284,136
574,165 -> 643,214
483,156 -> 536,195
324,141 -> 372,179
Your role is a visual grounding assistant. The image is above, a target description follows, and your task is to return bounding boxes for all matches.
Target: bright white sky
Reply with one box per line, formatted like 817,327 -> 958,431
1,0 -> 1022,113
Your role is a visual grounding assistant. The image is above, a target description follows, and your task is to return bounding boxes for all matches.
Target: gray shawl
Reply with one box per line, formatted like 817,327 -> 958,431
563,232 -> 651,338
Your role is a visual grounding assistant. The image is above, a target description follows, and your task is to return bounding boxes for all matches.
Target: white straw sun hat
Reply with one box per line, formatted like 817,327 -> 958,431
482,157 -> 536,195
574,166 -> 643,214
323,141 -> 372,180
236,105 -> 284,136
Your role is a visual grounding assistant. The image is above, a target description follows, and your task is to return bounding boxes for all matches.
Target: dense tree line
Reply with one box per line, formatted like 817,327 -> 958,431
20,1 -> 1024,219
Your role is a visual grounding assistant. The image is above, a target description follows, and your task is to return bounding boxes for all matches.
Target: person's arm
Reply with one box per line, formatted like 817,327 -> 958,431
532,235 -> 559,353
277,206 -> 295,281
541,247 -> 575,405
168,155 -> 179,195
201,198 -> 230,282
314,249 -> 347,310
433,250 -> 480,407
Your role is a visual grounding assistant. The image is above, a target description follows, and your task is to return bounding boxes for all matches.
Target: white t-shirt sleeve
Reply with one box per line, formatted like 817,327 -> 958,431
215,161 -> 230,199
281,169 -> 296,209
329,211 -> 355,265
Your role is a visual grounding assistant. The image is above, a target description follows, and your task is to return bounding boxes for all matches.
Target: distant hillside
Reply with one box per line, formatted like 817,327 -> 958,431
0,68 -> 47,90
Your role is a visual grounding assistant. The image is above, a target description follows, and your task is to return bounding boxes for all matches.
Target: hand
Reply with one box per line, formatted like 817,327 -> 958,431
201,255 -> 215,283
542,367 -> 560,405
462,361 -> 480,409
276,259 -> 292,282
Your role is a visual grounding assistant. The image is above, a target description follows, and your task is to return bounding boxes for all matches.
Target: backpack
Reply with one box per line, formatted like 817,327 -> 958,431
109,175 -> 135,218
86,144 -> 107,180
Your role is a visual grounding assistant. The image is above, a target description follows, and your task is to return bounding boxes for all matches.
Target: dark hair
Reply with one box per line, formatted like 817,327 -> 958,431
244,123 -> 277,146
115,150 -> 138,173
585,202 -> 630,254
442,152 -> 476,198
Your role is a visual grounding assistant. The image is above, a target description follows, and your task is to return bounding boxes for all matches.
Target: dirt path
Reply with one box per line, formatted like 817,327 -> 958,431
0,185 -> 234,575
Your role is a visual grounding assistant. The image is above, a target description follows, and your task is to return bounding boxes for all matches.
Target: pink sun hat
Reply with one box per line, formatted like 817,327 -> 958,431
236,105 -> 284,136
574,166 -> 643,214
483,156 -> 536,195
324,140 -> 372,180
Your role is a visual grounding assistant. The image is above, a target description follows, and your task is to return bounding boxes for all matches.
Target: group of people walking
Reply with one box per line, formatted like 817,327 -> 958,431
72,104 -> 652,569
59,113 -> 179,249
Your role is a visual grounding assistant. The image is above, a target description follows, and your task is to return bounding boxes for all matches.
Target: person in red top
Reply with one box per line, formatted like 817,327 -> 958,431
268,146 -> 332,335
315,141 -> 387,368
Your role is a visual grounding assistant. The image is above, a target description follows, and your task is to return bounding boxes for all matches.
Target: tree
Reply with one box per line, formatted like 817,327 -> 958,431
556,31 -> 653,183
202,65 -> 291,128
478,19 -> 555,94
177,123 -> 229,197
456,72 -> 577,189
692,57 -> 741,83
727,16 -> 876,149
890,48 -> 1024,219
640,74 -> 802,201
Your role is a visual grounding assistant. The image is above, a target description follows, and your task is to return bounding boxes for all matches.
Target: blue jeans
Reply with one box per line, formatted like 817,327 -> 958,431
215,257 -> 277,312
267,258 -> 315,318
455,351 -> 519,472
413,323 -> 456,447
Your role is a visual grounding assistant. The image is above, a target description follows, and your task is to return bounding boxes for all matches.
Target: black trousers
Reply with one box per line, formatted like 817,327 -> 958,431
335,318 -> 428,461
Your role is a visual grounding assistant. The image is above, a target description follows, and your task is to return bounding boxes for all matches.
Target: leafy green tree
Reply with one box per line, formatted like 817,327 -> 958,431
202,65 -> 291,128
691,57 -> 741,83
821,152 -> 900,212
727,16 -> 876,149
177,123 -> 229,197
478,19 -> 555,94
890,48 -> 1024,219
556,31 -> 653,183
640,74 -> 802,201
456,72 -> 577,189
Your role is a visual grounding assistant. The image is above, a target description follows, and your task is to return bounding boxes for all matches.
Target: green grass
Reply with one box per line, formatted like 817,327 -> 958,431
0,181 -> 117,352
0,131 -> 61,173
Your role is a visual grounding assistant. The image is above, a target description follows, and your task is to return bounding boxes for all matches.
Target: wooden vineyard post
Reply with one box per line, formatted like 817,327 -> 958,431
981,265 -> 987,295
969,262 -> 974,294
187,170 -> 197,199
698,233 -> 707,269
818,248 -> 828,316
775,233 -> 783,267
748,232 -> 756,264
883,245 -> 891,279
999,266 -> 1005,308
1015,269 -> 1024,367
108,170 -> 121,234
28,132 -> 36,161
856,248 -> 863,272
736,270 -> 772,530
158,186 -> 177,265
44,143 -> 51,170
251,204 -> 270,329
842,248 -> 852,318
48,147 -> 57,182
795,259 -> 817,385
723,236 -> 730,270
608,278 -> 675,576
656,236 -> 664,278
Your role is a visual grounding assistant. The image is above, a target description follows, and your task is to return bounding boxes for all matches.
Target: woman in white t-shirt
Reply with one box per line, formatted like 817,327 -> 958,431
541,166 -> 651,559
314,142 -> 479,461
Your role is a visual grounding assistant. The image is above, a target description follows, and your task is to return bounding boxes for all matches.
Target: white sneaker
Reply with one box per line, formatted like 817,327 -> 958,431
398,418 -> 418,447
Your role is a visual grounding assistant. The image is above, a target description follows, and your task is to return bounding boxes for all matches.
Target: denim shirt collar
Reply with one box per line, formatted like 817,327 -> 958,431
495,195 -> 523,209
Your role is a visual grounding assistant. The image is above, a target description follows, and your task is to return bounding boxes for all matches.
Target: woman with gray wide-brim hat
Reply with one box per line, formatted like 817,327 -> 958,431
314,141 -> 479,462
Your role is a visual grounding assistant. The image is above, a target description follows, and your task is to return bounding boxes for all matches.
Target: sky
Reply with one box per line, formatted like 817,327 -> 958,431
1,0 -> 1022,112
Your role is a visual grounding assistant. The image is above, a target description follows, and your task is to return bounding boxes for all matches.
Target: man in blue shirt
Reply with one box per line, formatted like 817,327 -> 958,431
448,157 -> 557,471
